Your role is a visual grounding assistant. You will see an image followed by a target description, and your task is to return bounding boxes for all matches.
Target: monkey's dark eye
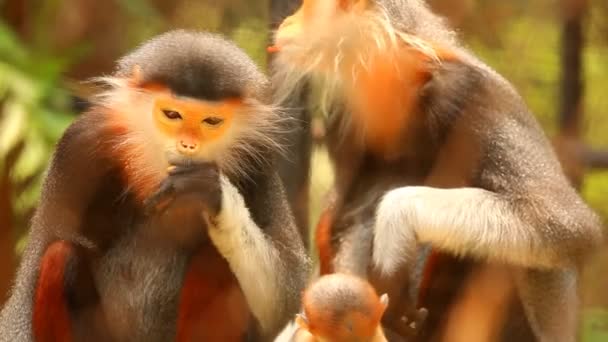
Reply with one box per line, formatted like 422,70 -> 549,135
203,117 -> 224,126
162,110 -> 182,120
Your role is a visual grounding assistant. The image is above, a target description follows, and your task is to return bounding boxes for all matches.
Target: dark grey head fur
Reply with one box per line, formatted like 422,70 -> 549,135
116,30 -> 269,102
378,0 -> 457,45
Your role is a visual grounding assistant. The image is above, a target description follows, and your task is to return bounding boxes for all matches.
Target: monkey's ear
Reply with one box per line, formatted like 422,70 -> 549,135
128,65 -> 144,87
296,313 -> 310,331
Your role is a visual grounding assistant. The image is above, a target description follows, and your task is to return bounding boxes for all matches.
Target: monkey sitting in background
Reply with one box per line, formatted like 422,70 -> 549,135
270,0 -> 603,341
0,30 -> 309,342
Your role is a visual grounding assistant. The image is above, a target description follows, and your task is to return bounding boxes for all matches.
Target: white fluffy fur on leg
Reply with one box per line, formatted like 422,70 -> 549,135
207,175 -> 283,333
372,186 -> 562,277
273,320 -> 300,342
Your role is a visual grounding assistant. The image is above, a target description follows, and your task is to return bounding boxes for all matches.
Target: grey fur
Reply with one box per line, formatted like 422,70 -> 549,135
378,0 -> 457,45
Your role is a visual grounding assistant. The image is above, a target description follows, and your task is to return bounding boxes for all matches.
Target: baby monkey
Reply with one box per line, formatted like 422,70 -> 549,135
289,274 -> 389,342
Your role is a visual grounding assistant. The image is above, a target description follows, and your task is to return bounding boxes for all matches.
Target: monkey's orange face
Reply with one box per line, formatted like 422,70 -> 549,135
151,92 -> 240,161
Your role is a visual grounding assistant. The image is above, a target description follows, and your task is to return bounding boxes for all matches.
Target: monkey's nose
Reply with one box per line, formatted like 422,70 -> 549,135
178,140 -> 198,154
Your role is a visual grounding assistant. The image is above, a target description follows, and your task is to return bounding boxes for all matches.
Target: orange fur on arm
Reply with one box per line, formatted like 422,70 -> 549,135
416,249 -> 444,308
33,241 -> 74,342
315,207 -> 335,276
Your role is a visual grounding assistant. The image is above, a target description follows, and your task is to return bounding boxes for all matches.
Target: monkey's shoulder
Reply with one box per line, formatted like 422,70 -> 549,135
34,109 -> 138,241
50,109 -> 119,171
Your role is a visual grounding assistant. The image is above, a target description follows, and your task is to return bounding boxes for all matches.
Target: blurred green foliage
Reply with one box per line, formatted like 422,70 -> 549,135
582,309 -> 608,342
114,0 -> 269,68
0,22 -> 76,247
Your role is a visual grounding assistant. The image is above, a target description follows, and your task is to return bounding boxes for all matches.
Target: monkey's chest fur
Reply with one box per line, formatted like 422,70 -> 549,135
94,232 -> 189,341
88,222 -> 249,342
75,181 -> 249,341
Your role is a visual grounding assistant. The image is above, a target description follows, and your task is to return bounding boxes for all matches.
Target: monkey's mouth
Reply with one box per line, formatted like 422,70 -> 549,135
268,37 -> 289,53
269,30 -> 298,54
267,45 -> 281,53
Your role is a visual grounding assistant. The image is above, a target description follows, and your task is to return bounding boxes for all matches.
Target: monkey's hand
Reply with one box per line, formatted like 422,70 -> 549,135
143,162 -> 222,218
203,175 -> 245,258
204,175 -> 308,335
392,307 -> 429,340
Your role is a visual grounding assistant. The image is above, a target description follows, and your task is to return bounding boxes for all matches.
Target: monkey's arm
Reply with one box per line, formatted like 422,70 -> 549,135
371,180 -> 601,342
373,124 -> 602,278
207,173 -> 310,338
374,185 -> 597,273
0,113 -> 115,341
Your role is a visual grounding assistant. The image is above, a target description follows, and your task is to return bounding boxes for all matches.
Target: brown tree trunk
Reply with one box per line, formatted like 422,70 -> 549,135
559,0 -> 587,135
1,0 -> 30,40
0,171 -> 15,305
586,149 -> 608,169
553,0 -> 589,189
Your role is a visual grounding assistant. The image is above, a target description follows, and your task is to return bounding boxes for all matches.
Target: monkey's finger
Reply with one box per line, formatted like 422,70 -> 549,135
394,307 -> 428,337
169,174 -> 219,196
167,166 -> 220,188
168,165 -> 198,176
143,182 -> 176,215
415,307 -> 428,325
404,308 -> 428,335
167,167 -> 221,197
168,162 -> 218,176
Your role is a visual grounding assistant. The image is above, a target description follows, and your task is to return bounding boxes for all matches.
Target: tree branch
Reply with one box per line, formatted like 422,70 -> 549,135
559,0 -> 588,136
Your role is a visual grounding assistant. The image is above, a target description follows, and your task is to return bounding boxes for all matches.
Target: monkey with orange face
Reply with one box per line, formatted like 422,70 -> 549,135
0,30 -> 310,342
271,0 -> 602,341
